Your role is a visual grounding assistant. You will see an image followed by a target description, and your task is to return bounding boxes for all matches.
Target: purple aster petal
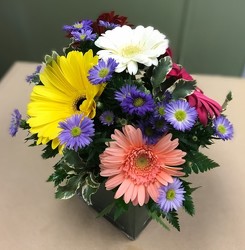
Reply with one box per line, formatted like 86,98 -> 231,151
213,115 -> 234,140
71,29 -> 96,42
88,58 -> 118,84
164,100 -> 197,131
137,120 -> 162,144
98,20 -> 119,29
26,64 -> 42,83
58,114 -> 95,151
99,110 -> 114,126
115,84 -> 138,103
120,88 -> 155,116
157,178 -> 185,213
63,20 -> 93,33
9,109 -> 22,136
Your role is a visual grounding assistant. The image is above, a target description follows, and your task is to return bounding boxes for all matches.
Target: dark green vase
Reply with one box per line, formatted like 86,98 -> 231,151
90,184 -> 152,240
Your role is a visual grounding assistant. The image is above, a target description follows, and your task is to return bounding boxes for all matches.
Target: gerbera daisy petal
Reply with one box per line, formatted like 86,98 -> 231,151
100,125 -> 186,206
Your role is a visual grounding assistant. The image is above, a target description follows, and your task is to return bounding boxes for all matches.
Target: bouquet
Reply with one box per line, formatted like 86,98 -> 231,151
10,11 -> 234,231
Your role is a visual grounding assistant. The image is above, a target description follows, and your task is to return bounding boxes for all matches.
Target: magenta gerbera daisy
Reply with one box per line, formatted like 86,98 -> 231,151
99,125 -> 186,206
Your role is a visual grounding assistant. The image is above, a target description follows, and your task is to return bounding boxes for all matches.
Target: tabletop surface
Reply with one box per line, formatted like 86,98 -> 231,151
0,62 -> 245,250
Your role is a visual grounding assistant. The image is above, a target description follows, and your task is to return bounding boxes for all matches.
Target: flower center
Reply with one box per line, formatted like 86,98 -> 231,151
174,110 -> 186,121
121,45 -> 142,57
166,189 -> 176,200
135,153 -> 150,169
133,97 -> 144,107
74,97 -> 86,111
158,106 -> 165,116
217,124 -> 226,134
71,126 -> 82,137
99,68 -> 109,78
123,148 -> 159,185
74,23 -> 83,29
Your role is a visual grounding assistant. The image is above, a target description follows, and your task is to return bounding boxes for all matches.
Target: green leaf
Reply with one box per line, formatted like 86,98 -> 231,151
181,180 -> 197,216
96,201 -> 115,218
171,79 -> 196,99
41,142 -> 59,159
80,173 -> 100,205
55,175 -> 82,199
113,199 -> 128,221
222,91 -> 233,110
148,210 -> 170,231
182,150 -> 219,175
165,211 -> 180,231
151,56 -> 172,87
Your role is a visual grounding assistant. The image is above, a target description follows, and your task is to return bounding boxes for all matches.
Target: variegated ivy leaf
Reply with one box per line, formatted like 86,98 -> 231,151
44,51 -> 59,65
55,175 -> 82,199
170,79 -> 196,100
151,56 -> 172,87
81,173 -> 100,205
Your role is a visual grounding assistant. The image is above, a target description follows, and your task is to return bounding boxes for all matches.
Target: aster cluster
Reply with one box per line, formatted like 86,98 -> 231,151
10,11 -> 234,232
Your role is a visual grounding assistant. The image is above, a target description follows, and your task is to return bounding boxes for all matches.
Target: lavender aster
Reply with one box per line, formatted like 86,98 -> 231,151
9,109 -> 22,136
157,178 -> 185,213
137,120 -> 162,144
100,110 -> 114,126
164,100 -> 197,131
120,88 -> 154,116
58,114 -> 95,151
88,58 -> 118,84
98,20 -> 120,29
115,84 -> 138,103
26,65 -> 42,84
213,115 -> 234,140
71,29 -> 96,42
63,20 -> 93,33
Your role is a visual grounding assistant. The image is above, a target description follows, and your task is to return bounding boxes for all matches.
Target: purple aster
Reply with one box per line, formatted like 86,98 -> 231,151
213,115 -> 234,140
115,84 -> 138,103
149,116 -> 169,133
88,58 -> 118,84
154,101 -> 167,118
137,120 -> 162,144
120,88 -> 155,116
58,114 -> 95,151
99,110 -> 114,126
71,29 -> 96,42
9,109 -> 22,136
164,100 -> 197,131
98,20 -> 119,29
63,20 -> 93,33
157,178 -> 185,213
26,64 -> 42,83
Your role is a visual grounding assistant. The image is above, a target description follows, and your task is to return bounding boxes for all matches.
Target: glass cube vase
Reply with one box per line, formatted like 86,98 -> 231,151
90,184 -> 152,240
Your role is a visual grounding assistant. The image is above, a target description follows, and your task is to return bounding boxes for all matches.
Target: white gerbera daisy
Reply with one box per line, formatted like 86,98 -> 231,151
94,25 -> 169,75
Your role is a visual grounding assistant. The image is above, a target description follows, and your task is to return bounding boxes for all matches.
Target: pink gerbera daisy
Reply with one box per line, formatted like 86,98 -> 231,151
99,125 -> 186,206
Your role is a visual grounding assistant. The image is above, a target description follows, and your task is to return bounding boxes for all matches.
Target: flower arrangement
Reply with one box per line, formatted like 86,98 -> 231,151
10,11 -> 234,231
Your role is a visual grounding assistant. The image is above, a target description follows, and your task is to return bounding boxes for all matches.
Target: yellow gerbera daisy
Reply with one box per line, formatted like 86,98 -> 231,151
27,50 -> 106,149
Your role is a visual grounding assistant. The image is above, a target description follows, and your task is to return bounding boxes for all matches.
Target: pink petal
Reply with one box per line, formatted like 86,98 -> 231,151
147,183 -> 159,202
114,178 -> 131,199
105,174 -> 124,190
123,182 -> 134,204
137,185 -> 145,206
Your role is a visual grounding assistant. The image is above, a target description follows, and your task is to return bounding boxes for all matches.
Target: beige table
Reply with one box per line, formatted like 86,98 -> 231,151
1,62 -> 245,250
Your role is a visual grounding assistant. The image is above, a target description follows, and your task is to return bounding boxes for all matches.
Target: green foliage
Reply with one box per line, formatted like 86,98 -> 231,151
151,56 -> 172,87
181,180 -> 198,216
55,175 -> 83,199
80,172 -> 100,205
148,210 -> 170,231
182,150 -> 219,175
41,142 -> 59,159
165,211 -> 180,231
171,79 -> 196,99
222,91 -> 233,110
113,199 -> 129,221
